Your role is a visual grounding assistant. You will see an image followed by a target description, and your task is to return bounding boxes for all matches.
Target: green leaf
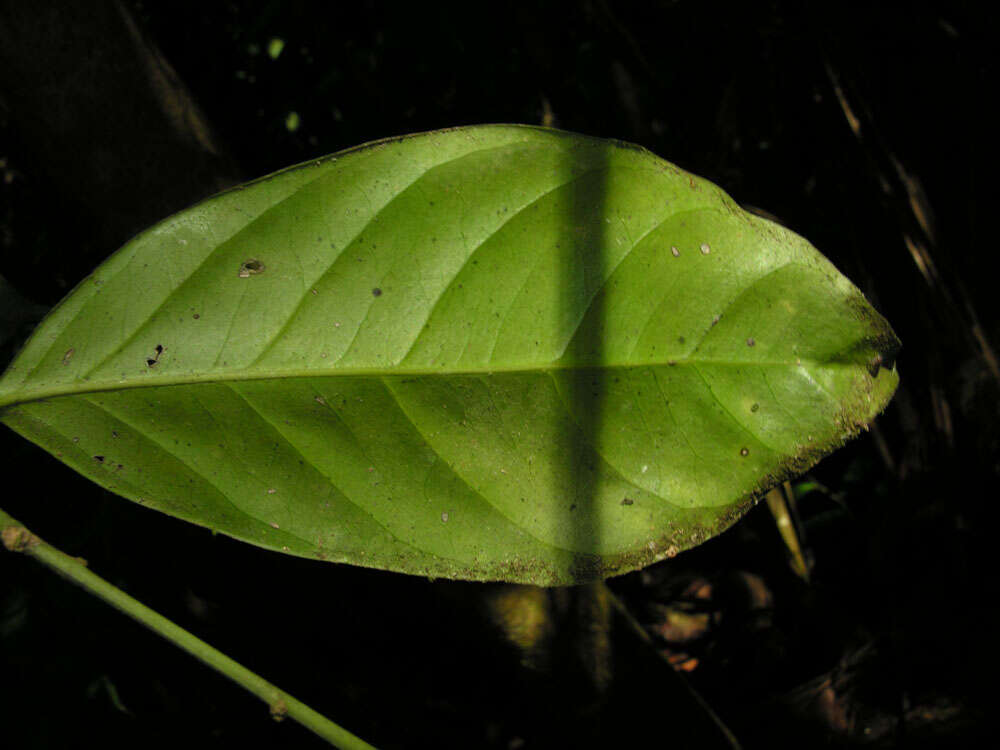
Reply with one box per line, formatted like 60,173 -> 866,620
0,125 -> 899,585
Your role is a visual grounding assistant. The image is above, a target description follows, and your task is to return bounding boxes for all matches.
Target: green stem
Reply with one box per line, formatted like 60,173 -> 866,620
0,507 -> 377,750
764,483 -> 810,582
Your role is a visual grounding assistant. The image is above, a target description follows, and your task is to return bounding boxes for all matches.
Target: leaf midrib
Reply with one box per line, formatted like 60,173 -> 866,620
0,357 -> 856,411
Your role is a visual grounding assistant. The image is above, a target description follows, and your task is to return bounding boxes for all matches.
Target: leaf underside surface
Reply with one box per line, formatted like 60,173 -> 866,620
0,125 -> 899,585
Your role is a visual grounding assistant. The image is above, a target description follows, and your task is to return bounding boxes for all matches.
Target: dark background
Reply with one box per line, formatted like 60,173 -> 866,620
1,1 -> 996,747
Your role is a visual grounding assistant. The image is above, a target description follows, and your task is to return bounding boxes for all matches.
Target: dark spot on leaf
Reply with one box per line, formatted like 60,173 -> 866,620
746,337 -> 756,347
678,336 -> 685,344
621,497 -> 634,506
372,288 -> 382,297
751,403 -> 760,413
740,448 -> 750,456
93,455 -> 105,463
238,259 -> 265,277
146,344 -> 164,368
62,348 -> 75,365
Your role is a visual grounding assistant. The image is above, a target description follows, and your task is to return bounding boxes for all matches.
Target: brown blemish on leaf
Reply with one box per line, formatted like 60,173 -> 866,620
62,348 -> 75,366
620,497 -> 634,506
372,287 -> 383,297
238,259 -> 265,277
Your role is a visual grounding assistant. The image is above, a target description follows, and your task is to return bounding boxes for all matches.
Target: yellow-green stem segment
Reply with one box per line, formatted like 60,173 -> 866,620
0,507 -> 377,750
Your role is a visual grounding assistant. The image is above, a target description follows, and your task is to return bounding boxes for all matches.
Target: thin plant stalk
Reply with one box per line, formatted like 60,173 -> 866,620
0,507 -> 377,750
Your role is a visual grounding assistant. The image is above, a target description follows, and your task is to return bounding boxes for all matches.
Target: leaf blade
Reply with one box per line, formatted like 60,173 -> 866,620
0,125 -> 899,584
